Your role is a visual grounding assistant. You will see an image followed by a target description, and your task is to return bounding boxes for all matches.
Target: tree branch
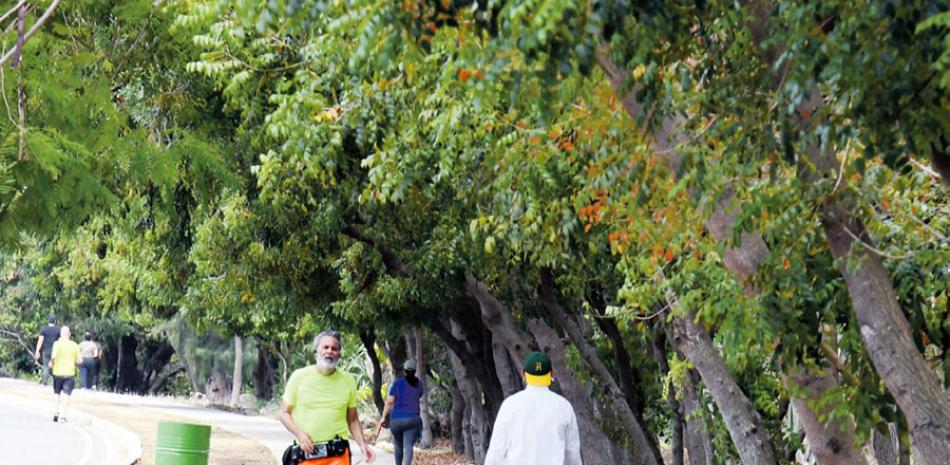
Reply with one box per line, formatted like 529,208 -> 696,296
0,0 -> 63,68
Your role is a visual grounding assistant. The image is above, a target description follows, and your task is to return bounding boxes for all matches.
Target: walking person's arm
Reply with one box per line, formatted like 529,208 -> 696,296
565,410 -> 583,465
49,341 -> 58,368
484,403 -> 511,465
34,334 -> 44,360
347,407 -> 376,462
380,394 -> 396,427
278,402 -> 314,453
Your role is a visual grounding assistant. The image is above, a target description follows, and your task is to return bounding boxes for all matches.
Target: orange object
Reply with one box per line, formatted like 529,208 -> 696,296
300,448 -> 350,465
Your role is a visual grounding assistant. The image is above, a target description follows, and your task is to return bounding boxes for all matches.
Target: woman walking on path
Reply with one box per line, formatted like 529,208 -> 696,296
78,331 -> 100,389
381,359 -> 424,465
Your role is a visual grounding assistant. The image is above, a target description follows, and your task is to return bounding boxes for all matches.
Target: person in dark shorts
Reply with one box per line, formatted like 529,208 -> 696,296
34,315 -> 61,385
49,326 -> 81,422
380,358 -> 424,465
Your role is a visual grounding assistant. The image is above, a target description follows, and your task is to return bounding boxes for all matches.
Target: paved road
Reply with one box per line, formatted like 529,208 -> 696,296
0,402 -> 109,465
0,378 -> 392,465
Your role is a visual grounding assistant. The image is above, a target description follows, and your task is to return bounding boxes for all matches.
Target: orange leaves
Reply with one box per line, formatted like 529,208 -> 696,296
557,137 -> 575,152
577,203 -> 605,225
457,68 -> 485,82
647,245 -> 676,263
782,260 -> 791,270
607,231 -> 629,244
663,249 -> 675,263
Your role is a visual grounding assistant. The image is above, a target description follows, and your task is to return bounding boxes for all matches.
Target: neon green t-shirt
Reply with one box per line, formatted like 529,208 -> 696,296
50,339 -> 81,377
282,366 -> 357,442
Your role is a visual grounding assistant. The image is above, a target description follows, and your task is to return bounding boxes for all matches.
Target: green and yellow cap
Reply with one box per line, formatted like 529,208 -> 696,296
523,351 -> 552,386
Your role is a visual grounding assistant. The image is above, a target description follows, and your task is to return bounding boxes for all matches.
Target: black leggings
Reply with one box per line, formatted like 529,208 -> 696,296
390,417 -> 422,465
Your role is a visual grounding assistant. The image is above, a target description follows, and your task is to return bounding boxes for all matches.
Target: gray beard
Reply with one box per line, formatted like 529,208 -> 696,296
316,357 -> 339,373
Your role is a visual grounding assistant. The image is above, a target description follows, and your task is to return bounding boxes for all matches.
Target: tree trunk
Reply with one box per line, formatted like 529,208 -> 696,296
149,363 -> 184,394
425,297 -> 505,414
253,339 -> 277,400
207,360 -> 230,405
274,340 -> 289,385
788,368 -> 868,465
868,424 -> 898,465
528,318 -> 624,465
448,349 -> 492,464
594,306 -> 644,414
671,310 -> 777,465
229,335 -> 243,407
382,336 -> 408,383
465,275 -> 531,368
816,196 -> 950,465
413,327 -> 434,448
491,335 -> 522,397
450,378 -> 466,455
116,333 -> 141,393
540,270 -> 662,465
359,329 -> 385,415
139,339 -> 175,394
651,324 -> 684,465
682,368 -> 714,465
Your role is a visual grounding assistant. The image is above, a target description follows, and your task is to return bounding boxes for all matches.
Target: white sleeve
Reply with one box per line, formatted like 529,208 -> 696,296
484,402 -> 510,465
565,408 -> 583,465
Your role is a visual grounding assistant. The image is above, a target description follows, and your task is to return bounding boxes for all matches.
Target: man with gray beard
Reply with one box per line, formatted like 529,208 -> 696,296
279,330 -> 376,465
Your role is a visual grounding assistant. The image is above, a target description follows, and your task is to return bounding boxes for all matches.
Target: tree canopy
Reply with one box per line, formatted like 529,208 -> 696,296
0,1 -> 947,465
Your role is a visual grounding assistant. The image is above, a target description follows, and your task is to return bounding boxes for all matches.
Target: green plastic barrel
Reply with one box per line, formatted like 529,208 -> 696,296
155,421 -> 211,465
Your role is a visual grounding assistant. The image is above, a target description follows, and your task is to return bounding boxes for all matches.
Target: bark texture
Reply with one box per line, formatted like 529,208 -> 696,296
818,199 -> 950,465
359,329 -> 385,415
671,310 -> 777,465
116,333 -> 141,393
413,327 -> 435,448
448,349 -> 492,463
229,335 -> 243,407
682,368 -> 714,465
450,378 -> 466,455
465,275 -> 531,368
651,325 -> 685,465
788,368 -> 868,465
253,340 -> 277,400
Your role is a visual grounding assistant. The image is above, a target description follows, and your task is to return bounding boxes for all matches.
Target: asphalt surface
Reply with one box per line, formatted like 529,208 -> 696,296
0,402 -> 107,465
0,378 -> 392,465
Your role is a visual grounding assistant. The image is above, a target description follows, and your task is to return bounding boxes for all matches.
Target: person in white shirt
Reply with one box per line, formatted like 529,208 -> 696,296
484,351 -> 582,465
